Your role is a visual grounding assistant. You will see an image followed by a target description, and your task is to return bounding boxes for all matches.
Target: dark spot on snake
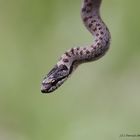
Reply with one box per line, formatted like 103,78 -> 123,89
83,47 -> 86,50
76,52 -> 79,55
106,40 -> 109,45
83,17 -> 88,22
82,8 -> 86,12
80,50 -> 83,55
86,50 -> 90,54
93,28 -> 97,32
96,33 -> 99,36
59,64 -> 68,71
63,58 -> 69,63
99,37 -> 103,40
65,52 -> 71,57
95,53 -> 100,58
71,48 -> 75,55
87,3 -> 92,7
89,23 -> 92,28
77,47 -> 80,50
86,10 -> 90,13
92,45 -> 96,49
96,23 -> 100,26
100,31 -> 104,35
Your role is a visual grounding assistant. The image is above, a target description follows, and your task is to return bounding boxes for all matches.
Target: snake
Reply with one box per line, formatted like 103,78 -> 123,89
41,0 -> 111,93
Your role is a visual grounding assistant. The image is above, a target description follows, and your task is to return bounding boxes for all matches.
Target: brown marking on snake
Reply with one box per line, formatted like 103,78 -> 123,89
63,58 -> 69,63
86,10 -> 91,13
89,23 -> 92,28
96,23 -> 100,26
93,27 -> 97,32
87,3 -> 92,7
65,52 -> 71,57
86,50 -> 90,54
82,8 -> 86,12
100,31 -> 104,35
80,50 -> 83,55
76,52 -> 79,55
99,37 -> 103,40
71,48 -> 75,55
77,47 -> 80,51
96,33 -> 99,36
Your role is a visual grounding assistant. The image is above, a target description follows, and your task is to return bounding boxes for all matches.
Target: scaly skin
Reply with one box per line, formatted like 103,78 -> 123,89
41,0 -> 111,93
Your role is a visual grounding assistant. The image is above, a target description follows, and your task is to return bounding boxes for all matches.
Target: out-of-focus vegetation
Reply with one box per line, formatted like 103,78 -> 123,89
0,0 -> 140,140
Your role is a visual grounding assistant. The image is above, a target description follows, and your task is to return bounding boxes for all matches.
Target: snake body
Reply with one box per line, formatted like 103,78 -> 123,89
41,0 -> 111,93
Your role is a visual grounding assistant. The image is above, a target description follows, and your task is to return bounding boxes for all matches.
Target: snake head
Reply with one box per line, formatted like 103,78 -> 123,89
41,64 -> 69,93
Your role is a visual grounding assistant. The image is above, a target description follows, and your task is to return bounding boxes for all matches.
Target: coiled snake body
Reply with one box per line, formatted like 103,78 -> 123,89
41,0 -> 111,93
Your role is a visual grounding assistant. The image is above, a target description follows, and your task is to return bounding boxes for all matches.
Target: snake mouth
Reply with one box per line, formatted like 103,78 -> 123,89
41,83 -> 53,93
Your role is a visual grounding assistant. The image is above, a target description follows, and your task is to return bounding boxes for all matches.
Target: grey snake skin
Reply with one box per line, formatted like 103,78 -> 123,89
41,0 -> 111,93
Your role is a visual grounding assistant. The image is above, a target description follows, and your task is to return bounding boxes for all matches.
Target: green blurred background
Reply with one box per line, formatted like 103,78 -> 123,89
0,0 -> 140,140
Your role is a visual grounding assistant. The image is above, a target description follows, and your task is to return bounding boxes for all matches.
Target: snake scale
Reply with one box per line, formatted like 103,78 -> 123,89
41,0 -> 111,93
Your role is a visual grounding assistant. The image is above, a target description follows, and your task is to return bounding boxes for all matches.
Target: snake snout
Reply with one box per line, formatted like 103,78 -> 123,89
41,83 -> 52,93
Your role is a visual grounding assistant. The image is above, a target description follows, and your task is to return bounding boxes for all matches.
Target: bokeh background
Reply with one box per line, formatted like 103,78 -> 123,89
0,0 -> 140,140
